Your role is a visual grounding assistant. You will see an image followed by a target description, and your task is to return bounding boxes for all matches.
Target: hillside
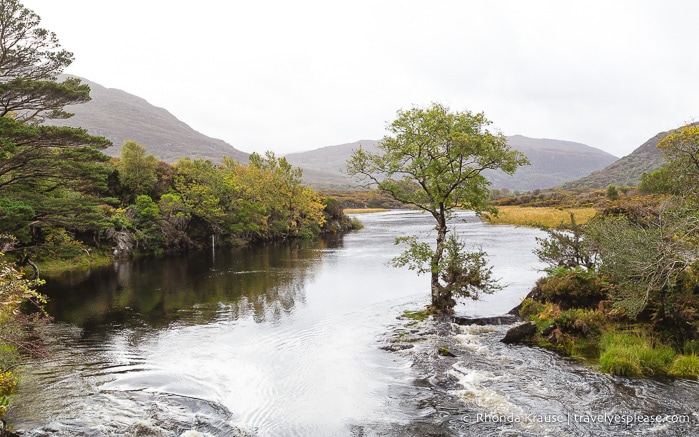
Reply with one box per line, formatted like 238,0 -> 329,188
560,131 -> 670,189
286,136 -> 617,191
43,76 -> 249,163
484,135 -> 617,191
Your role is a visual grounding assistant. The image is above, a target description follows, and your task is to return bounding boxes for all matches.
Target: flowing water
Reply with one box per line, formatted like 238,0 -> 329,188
6,210 -> 699,436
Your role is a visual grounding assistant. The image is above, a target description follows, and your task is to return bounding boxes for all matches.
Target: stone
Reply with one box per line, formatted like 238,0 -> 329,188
501,321 -> 537,344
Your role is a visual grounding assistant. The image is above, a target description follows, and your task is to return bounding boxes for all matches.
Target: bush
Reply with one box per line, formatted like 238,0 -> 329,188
554,308 -> 605,335
349,216 -> 364,230
519,298 -> 545,319
533,267 -> 607,309
0,371 -> 17,398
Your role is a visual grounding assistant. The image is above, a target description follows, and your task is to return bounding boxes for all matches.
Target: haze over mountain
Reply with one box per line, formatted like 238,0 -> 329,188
44,76 -> 620,191
44,76 -> 249,163
285,136 -> 618,191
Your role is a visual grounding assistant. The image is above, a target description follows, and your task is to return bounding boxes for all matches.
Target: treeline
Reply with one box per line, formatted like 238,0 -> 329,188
2,138 -> 358,264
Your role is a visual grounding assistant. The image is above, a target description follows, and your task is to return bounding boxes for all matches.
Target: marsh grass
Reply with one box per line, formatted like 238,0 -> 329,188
484,206 -> 597,228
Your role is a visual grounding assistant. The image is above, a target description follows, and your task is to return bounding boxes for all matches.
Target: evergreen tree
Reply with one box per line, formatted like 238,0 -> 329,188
0,0 -> 112,249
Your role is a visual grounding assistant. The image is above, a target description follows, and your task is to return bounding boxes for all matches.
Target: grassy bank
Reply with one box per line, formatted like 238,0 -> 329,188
519,298 -> 699,379
485,206 -> 597,228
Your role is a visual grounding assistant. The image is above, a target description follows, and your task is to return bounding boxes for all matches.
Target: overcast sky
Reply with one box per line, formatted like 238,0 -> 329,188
21,0 -> 699,157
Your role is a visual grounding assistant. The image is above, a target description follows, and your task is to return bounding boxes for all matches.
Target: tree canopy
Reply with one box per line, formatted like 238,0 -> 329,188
348,103 -> 529,313
0,0 -> 112,249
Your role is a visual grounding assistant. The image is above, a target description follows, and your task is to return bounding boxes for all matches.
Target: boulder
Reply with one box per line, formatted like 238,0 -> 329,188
501,321 -> 537,344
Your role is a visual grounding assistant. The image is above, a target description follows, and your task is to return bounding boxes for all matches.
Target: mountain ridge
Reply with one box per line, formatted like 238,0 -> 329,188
43,76 -> 622,191
43,76 -> 249,163
285,137 -> 618,191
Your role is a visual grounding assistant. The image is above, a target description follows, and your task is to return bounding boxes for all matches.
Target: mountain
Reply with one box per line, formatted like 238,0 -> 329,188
484,135 -> 618,191
284,140 -> 380,190
560,130 -> 671,189
41,76 -> 617,191
286,136 -> 617,191
43,76 -> 248,163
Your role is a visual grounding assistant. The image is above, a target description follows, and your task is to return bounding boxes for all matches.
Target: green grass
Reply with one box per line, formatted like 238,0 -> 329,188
36,249 -> 114,276
599,330 -> 678,377
518,299 -> 699,380
668,354 -> 699,378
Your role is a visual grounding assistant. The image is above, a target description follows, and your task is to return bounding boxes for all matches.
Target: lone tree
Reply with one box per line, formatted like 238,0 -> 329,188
347,103 -> 528,313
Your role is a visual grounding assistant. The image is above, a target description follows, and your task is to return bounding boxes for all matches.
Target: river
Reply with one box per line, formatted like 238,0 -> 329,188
6,210 -> 699,436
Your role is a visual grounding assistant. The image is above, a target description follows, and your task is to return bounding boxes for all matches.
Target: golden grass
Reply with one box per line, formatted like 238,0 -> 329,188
484,206 -> 598,228
344,208 -> 390,214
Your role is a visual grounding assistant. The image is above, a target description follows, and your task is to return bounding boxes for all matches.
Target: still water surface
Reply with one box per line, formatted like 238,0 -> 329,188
7,210 -> 699,436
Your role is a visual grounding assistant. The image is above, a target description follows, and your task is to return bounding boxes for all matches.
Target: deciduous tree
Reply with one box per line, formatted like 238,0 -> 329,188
347,103 -> 528,313
118,140 -> 158,199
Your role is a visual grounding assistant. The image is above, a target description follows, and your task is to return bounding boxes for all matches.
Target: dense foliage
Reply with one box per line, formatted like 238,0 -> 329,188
0,0 -> 347,266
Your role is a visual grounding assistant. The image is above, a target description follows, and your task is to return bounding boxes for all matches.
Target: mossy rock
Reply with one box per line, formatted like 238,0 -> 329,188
402,309 -> 431,322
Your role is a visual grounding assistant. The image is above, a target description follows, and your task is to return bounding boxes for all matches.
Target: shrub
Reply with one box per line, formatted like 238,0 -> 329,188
554,308 -> 606,335
0,371 -> 17,397
519,298 -> 544,319
534,267 -> 607,309
349,216 -> 364,230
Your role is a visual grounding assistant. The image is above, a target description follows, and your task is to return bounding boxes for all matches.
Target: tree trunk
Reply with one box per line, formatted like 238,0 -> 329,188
430,208 -> 453,313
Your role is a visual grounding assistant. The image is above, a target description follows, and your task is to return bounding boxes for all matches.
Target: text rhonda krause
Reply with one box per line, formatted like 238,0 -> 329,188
471,412 -> 692,425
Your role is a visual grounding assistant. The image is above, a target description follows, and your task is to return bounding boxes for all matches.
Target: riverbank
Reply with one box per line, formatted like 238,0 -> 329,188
515,297 -> 699,378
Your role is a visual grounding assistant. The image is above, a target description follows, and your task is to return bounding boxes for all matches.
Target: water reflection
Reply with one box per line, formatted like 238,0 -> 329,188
41,236 -> 343,332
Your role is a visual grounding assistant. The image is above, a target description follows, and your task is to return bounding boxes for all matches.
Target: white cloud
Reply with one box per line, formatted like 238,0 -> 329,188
20,0 -> 699,157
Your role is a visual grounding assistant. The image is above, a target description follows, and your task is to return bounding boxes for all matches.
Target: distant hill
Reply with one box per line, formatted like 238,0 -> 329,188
484,135 -> 618,191
284,140 -> 380,190
286,136 -> 617,191
560,131 -> 671,189
43,76 -> 249,163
